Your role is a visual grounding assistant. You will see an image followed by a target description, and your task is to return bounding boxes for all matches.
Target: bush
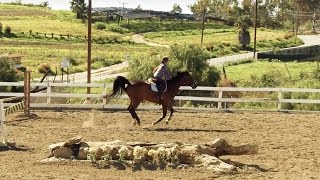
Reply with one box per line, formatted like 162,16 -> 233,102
94,22 -> 106,30
65,57 -> 81,66
0,59 -> 24,92
37,63 -> 51,74
4,26 -> 11,34
108,25 -> 130,34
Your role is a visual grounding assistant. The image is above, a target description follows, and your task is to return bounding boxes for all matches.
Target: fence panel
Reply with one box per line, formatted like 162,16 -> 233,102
0,82 -> 319,112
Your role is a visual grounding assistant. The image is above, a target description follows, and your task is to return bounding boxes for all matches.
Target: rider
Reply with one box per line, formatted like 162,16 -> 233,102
153,56 -> 172,101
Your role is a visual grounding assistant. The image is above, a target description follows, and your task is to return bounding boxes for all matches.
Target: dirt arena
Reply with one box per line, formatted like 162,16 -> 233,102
1,110 -> 319,179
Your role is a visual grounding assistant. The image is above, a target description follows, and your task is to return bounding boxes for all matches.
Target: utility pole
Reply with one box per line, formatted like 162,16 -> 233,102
294,3 -> 299,44
121,2 -> 127,12
281,0 -> 284,29
87,0 -> 92,96
253,0 -> 258,58
200,9 -> 206,45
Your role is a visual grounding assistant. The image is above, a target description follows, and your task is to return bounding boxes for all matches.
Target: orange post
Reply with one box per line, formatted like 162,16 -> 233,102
24,71 -> 31,115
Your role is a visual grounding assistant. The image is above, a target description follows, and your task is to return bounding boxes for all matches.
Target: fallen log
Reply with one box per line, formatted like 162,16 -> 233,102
46,136 -> 258,172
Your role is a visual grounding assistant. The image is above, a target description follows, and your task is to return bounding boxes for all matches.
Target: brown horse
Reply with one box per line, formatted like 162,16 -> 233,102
105,71 -> 197,126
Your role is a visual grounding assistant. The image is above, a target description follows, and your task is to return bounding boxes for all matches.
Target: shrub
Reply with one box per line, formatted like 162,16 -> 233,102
230,46 -> 239,53
108,25 -> 130,34
170,44 -> 220,86
65,57 -> 81,66
94,22 -> 106,30
37,63 -> 51,74
0,59 -> 23,92
4,26 -> 11,34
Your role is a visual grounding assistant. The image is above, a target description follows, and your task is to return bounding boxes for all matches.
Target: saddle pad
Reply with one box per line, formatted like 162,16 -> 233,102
150,82 -> 158,92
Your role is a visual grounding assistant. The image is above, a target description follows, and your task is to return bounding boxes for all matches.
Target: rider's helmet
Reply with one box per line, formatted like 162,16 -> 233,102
161,56 -> 170,63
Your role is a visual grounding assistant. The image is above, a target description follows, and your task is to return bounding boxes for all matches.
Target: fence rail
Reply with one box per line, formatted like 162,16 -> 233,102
0,82 -> 319,112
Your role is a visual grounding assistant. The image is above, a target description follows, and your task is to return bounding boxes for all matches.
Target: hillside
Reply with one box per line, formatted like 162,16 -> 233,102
0,3 -> 306,80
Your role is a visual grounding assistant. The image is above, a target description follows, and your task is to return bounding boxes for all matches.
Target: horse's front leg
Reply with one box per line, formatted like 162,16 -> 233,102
152,105 -> 167,126
165,106 -> 174,125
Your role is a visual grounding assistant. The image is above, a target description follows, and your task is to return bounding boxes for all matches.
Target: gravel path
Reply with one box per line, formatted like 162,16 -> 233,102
132,34 -> 169,48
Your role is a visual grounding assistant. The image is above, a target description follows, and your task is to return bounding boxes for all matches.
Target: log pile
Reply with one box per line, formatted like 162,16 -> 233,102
45,136 -> 258,172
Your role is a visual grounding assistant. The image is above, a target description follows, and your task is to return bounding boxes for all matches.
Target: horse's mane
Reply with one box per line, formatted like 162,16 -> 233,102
166,71 -> 189,84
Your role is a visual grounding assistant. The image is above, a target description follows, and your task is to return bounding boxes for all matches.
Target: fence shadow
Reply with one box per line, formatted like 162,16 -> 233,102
143,127 -> 236,133
0,143 -> 31,152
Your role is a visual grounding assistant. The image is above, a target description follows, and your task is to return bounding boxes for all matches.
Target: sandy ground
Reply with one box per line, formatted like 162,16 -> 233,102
0,110 -> 320,180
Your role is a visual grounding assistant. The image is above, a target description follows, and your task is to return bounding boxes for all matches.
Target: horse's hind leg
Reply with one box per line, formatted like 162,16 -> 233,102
128,100 -> 141,126
165,106 -> 174,125
152,105 -> 167,126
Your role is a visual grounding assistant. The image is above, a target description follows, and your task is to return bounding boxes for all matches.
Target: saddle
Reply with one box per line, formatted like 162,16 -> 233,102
148,78 -> 167,93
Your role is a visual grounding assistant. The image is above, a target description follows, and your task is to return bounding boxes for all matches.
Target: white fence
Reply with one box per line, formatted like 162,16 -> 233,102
0,82 -> 320,112
0,100 -> 6,144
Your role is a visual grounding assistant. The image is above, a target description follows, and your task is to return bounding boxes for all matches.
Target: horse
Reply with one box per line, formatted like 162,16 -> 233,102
105,71 -> 197,126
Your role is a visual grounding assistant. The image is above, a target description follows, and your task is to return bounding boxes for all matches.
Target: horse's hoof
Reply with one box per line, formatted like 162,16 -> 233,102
152,121 -> 157,126
165,121 -> 169,125
132,121 -> 137,126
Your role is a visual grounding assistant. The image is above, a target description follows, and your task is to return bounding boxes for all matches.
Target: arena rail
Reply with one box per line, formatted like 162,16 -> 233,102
0,82 -> 319,112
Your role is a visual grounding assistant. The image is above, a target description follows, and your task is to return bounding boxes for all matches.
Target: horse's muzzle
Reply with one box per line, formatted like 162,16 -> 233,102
191,82 -> 197,89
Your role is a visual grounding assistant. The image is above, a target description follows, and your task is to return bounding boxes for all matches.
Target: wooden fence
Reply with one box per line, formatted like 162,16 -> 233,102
0,82 -> 319,112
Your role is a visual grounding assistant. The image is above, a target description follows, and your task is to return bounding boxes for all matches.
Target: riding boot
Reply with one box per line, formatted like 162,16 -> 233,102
156,84 -> 163,102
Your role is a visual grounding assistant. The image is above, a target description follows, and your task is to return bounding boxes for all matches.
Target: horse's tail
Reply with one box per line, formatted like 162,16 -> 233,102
108,76 -> 131,98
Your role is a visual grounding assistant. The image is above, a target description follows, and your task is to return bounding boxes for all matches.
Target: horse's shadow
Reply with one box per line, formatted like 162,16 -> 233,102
5,113 -> 40,127
143,127 -> 236,133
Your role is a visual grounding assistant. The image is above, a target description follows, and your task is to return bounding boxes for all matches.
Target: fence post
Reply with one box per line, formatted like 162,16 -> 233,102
277,90 -> 283,111
24,71 -> 31,115
218,90 -> 223,110
47,84 -> 51,105
102,84 -> 107,105
0,100 -> 7,143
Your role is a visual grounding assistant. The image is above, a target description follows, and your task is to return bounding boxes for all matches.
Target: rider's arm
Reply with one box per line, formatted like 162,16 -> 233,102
163,65 -> 172,80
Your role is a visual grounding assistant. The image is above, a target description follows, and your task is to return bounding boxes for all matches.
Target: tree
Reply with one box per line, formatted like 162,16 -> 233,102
0,59 -> 23,92
135,5 -> 142,11
237,21 -> 251,50
190,0 -> 211,45
127,44 -> 220,86
171,3 -> 182,14
40,1 -> 49,8
70,0 -> 87,20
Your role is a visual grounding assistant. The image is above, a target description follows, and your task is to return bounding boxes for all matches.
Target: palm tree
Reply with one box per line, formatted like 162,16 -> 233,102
237,23 -> 250,50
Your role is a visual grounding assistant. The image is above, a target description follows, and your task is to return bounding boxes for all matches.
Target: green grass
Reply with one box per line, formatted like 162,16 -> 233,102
224,60 -> 319,84
0,39 -> 161,77
144,28 -> 302,50
0,4 -> 126,38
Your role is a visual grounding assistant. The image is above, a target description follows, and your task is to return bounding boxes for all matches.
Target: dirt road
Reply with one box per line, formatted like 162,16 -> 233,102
1,111 -> 320,179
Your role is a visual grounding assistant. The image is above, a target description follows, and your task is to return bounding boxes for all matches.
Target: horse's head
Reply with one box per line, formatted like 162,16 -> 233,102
176,71 -> 197,89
